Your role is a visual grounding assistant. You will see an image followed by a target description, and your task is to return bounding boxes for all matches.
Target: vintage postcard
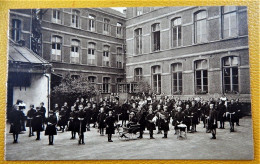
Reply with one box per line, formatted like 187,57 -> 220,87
5,6 -> 254,160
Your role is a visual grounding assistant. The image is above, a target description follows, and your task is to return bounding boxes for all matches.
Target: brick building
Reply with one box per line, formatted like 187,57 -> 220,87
40,8 -> 126,95
125,7 -> 250,102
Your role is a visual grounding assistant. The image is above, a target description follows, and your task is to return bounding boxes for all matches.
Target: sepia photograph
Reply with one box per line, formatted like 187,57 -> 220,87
5,6 -> 253,160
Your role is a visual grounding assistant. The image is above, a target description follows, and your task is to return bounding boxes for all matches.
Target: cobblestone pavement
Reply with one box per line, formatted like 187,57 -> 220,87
5,116 -> 254,160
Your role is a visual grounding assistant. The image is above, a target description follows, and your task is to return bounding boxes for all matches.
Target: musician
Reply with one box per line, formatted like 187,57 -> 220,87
91,103 -> 98,128
9,104 -> 24,143
26,104 -> 36,137
74,97 -> 80,111
77,104 -> 87,145
32,107 -> 44,140
68,106 -> 78,139
57,106 -> 67,132
235,98 -> 242,126
45,110 -> 57,145
136,106 -> 146,139
84,102 -> 93,131
216,99 -> 226,129
39,102 -> 46,120
183,104 -> 191,132
155,104 -> 163,134
121,100 -> 131,127
79,98 -> 86,107
97,107 -> 106,136
172,107 -> 184,135
190,101 -> 199,132
201,101 -> 210,130
105,111 -> 116,142
227,99 -> 237,132
145,107 -> 156,139
208,103 -> 218,139
159,106 -> 170,138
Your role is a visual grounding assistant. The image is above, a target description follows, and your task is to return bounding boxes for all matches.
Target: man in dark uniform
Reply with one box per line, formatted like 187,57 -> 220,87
26,104 -> 36,137
136,106 -> 146,139
84,102 -> 93,131
39,102 -> 46,120
183,104 -> 192,132
216,99 -> 226,129
172,106 -> 184,135
121,100 -> 131,126
97,107 -> 107,136
160,106 -> 170,138
208,103 -> 218,139
227,99 -> 237,132
45,110 -> 57,145
105,111 -> 116,142
57,106 -> 67,132
9,104 -> 24,143
235,98 -> 242,126
32,107 -> 44,140
190,101 -> 199,132
146,107 -> 156,139
68,106 -> 78,139
76,104 -> 87,145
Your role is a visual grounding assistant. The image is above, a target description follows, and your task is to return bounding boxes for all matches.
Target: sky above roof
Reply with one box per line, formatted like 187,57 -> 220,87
110,7 -> 126,13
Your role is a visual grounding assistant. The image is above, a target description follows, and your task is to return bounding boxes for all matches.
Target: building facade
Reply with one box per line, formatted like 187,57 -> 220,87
8,9 -> 51,115
125,6 -> 250,102
40,8 -> 126,95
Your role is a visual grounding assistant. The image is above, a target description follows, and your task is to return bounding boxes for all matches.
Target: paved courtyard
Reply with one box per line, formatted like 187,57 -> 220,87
5,116 -> 254,160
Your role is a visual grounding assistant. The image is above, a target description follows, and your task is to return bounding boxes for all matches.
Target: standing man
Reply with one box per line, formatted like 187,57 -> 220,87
26,104 -> 36,137
136,106 -> 146,139
160,106 -> 170,138
208,103 -> 218,139
105,111 -> 116,142
227,99 -> 237,132
9,104 -> 24,143
32,107 -> 44,140
146,107 -> 156,139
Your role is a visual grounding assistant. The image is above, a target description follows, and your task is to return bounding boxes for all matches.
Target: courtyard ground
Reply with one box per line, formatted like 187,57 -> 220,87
5,116 -> 254,160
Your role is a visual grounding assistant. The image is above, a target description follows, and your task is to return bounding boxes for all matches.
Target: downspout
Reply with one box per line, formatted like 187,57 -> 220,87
44,73 -> 50,117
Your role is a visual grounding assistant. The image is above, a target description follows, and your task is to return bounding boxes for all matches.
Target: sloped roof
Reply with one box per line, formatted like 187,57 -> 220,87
8,40 -> 49,64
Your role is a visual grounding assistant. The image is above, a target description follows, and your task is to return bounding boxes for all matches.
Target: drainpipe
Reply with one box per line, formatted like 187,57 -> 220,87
44,73 -> 50,117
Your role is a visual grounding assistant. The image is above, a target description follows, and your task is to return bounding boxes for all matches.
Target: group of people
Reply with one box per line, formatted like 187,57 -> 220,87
8,95 -> 244,145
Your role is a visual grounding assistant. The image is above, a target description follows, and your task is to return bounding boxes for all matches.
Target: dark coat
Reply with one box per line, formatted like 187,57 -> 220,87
91,107 -> 99,123
172,111 -> 184,127
57,109 -> 67,126
39,106 -> 46,118
68,111 -> 78,131
84,107 -> 93,124
216,103 -> 226,122
208,109 -> 218,130
145,113 -> 156,131
159,111 -> 170,131
190,106 -> 199,124
75,110 -> 87,133
105,115 -> 115,134
97,112 -> 107,129
45,115 -> 57,135
32,111 -> 44,132
9,109 -> 24,134
227,103 -> 238,122
26,108 -> 36,127
136,110 -> 146,131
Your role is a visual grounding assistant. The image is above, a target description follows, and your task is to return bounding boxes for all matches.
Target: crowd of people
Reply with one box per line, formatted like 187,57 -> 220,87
8,94 -> 245,145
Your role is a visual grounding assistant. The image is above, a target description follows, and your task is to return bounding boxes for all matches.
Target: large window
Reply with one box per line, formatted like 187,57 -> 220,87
103,18 -> 110,35
87,42 -> 96,65
152,65 -> 161,94
195,59 -> 208,94
102,77 -> 110,93
103,45 -> 110,67
222,56 -> 239,93
151,23 -> 160,51
172,63 -> 182,94
88,14 -> 95,32
88,76 -> 96,84
52,9 -> 61,24
116,47 -> 123,68
134,68 -> 143,82
11,19 -> 21,42
116,22 -> 123,37
222,6 -> 238,38
134,28 -> 142,55
172,18 -> 182,47
194,10 -> 207,43
136,7 -> 143,16
71,10 -> 80,28
70,39 -> 80,64
51,36 -> 62,61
